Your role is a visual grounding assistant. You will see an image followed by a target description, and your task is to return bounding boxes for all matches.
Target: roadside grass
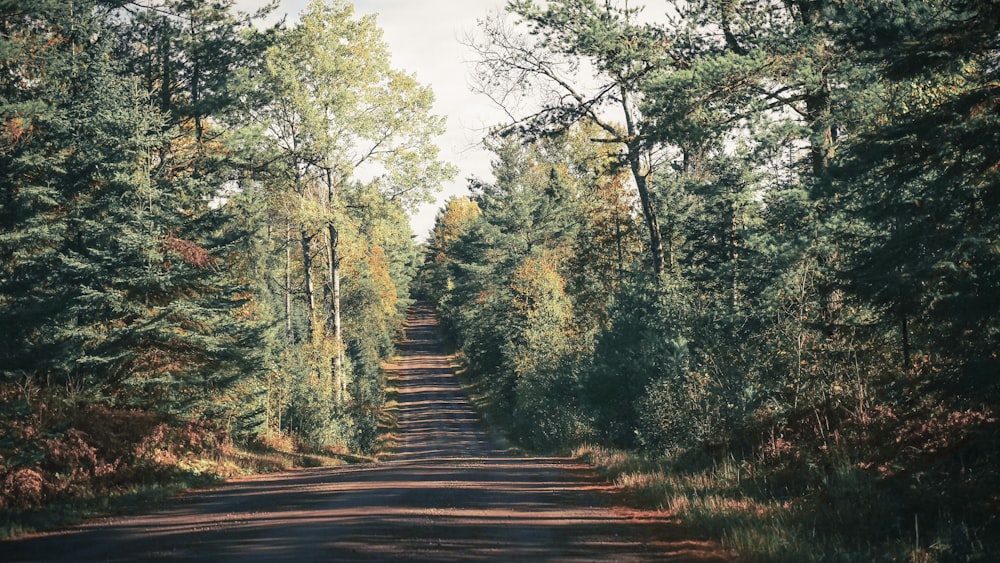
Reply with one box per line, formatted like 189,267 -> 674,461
0,473 -> 217,541
375,381 -> 400,461
0,436 -> 346,541
572,440 -> 994,563
446,351 -> 998,562
573,444 -> 842,562
0,384 -> 356,541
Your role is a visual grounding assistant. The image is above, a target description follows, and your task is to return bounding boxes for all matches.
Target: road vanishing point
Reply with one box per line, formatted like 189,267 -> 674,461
3,306 -> 734,562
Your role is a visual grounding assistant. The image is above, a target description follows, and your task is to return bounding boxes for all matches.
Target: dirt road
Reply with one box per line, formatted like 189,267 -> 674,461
3,306 -> 733,562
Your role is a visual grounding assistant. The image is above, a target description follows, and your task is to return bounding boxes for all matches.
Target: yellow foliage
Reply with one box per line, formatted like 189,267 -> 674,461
370,245 -> 397,314
430,196 -> 481,256
511,251 -> 572,328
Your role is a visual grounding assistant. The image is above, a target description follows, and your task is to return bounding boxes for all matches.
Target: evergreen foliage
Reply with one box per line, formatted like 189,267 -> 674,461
0,0 -> 262,418
833,0 -> 1000,398
430,1 -> 1000,558
1,0 -> 445,513
2,0 -> 998,557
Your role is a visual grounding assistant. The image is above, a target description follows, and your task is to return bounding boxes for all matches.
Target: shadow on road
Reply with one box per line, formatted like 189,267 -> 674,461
2,305 -> 734,562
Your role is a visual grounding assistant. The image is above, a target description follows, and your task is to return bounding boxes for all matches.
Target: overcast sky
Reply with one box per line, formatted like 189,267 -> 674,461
234,0 -> 511,239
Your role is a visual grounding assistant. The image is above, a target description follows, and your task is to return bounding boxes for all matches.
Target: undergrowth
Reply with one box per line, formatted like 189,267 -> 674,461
451,351 -> 1000,562
570,399 -> 1000,563
575,434 -> 996,563
1,343 -> 408,540
375,381 -> 400,461
0,387 -> 350,540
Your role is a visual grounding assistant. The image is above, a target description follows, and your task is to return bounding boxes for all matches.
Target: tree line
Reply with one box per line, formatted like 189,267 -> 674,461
1,0 -> 452,511
419,0 -> 998,559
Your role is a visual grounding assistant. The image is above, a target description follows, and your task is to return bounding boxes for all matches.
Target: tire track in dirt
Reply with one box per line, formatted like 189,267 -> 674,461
2,305 -> 734,562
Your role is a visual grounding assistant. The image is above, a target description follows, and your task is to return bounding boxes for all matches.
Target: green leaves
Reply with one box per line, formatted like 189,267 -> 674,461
832,0 -> 1000,390
0,1 -> 276,442
263,0 -> 454,212
458,0 -> 997,460
228,0 -> 453,451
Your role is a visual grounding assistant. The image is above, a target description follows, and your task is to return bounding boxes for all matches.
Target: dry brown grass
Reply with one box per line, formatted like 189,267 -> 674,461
0,385 -> 353,540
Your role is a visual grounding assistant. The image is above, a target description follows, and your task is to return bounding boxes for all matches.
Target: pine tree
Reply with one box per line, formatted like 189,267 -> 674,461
834,0 -> 1000,395
1,1 -> 273,434
471,0 -> 677,281
0,0 -> 171,393
114,0 -> 275,139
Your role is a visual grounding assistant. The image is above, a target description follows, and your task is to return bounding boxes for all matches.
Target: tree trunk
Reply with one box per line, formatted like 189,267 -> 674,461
324,168 -> 345,403
333,230 -> 344,402
806,87 -> 834,178
190,27 -> 203,141
615,209 -> 625,286
285,223 -> 294,342
300,227 -> 316,334
159,39 -> 172,118
731,202 -> 740,314
324,222 -> 344,404
628,151 -> 665,283
800,0 -> 835,180
619,84 -> 665,283
804,64 -> 841,331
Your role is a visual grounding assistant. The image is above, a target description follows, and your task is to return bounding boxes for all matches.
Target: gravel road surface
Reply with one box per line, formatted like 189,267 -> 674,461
2,306 -> 734,562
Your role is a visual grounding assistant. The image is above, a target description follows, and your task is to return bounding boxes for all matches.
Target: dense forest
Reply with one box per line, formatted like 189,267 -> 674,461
2,0 -> 998,560
1,0 -> 453,523
417,0 -> 999,561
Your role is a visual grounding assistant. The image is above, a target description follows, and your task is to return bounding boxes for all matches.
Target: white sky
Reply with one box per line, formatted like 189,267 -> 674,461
235,0 -> 510,240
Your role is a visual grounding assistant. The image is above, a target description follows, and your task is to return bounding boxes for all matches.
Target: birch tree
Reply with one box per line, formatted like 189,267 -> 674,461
257,0 -> 454,401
